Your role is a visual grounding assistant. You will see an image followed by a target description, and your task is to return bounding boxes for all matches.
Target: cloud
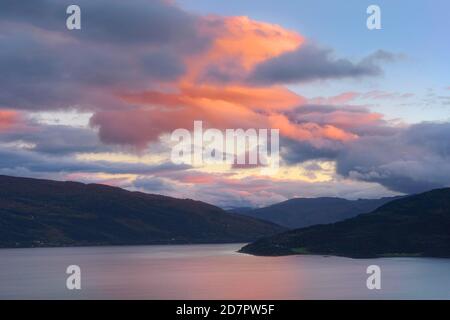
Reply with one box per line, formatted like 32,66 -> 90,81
0,29 -> 182,110
336,122 -> 450,194
90,84 -> 304,147
286,105 -> 384,131
0,0 -> 209,111
0,0 -> 395,151
135,121 -> 450,205
362,90 -> 414,100
281,138 -> 341,164
248,42 -> 397,85
0,145 -> 190,176
277,104 -> 386,165
140,50 -> 186,81
0,0 -> 204,47
194,16 -> 303,84
0,110 -> 24,132
4,0 -> 443,208
0,124 -> 110,155
308,92 -> 360,105
132,170 -> 396,208
278,104 -> 450,195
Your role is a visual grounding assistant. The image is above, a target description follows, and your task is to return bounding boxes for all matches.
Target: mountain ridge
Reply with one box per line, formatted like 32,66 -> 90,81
0,175 -> 285,248
240,188 -> 450,258
234,196 -> 401,228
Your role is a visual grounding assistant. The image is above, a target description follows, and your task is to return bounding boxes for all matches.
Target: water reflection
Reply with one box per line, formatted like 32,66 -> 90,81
0,243 -> 449,299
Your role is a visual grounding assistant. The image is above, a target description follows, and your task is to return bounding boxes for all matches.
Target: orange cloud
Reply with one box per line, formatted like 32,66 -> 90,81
207,16 -> 302,67
187,15 -> 303,81
268,113 -> 357,142
106,17 -> 310,146
308,92 -> 360,105
323,111 -> 383,129
121,84 -> 303,112
178,174 -> 218,184
298,110 -> 384,129
93,14 -> 380,148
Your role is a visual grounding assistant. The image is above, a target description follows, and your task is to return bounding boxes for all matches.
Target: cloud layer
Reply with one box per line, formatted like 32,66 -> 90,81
0,0 -> 448,206
248,43 -> 397,85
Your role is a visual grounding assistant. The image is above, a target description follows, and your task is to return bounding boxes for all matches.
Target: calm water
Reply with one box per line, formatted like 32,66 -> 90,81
0,243 -> 449,299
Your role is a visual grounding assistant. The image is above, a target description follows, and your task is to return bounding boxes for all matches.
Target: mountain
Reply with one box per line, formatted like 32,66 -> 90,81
235,197 -> 399,229
226,207 -> 254,214
0,175 -> 285,248
240,188 -> 450,258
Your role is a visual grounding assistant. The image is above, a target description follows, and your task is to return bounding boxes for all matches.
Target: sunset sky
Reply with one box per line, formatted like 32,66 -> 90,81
0,0 -> 449,207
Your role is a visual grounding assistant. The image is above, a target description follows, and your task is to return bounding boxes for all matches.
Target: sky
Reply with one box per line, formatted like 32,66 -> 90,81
0,0 -> 449,208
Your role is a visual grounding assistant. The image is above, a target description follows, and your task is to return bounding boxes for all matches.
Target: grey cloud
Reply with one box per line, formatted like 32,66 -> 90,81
281,137 -> 341,164
279,105 -> 450,194
197,60 -> 247,84
137,174 -> 395,208
280,104 -> 391,164
0,125 -> 111,155
0,0 -> 210,111
0,31 -> 183,110
0,0 -> 205,48
248,42 -> 397,85
336,122 -> 450,194
140,50 -> 186,81
0,146 -> 190,176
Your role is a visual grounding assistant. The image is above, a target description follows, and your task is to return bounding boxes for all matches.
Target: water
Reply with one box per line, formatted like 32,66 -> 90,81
0,243 -> 448,299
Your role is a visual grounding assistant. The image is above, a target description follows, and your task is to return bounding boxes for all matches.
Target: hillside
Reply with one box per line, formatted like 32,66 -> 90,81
240,189 -> 450,258
0,175 -> 285,248
236,197 -> 399,228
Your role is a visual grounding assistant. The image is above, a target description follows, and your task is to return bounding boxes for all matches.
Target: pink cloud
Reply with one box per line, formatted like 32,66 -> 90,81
308,92 -> 360,105
362,90 -> 414,100
0,109 -> 29,133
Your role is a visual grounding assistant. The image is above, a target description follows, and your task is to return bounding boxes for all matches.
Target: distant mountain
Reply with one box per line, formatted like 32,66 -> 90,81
226,207 -> 254,214
0,175 -> 285,248
240,188 -> 450,258
235,197 -> 400,229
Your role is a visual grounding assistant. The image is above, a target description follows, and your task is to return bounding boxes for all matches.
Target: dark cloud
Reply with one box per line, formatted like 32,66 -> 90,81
0,0 -> 205,47
1,0 -> 446,206
336,122 -> 450,194
280,104 -> 388,164
133,172 -> 394,208
197,60 -> 247,84
140,50 -> 186,81
0,146 -> 190,175
248,42 -> 397,85
278,104 -> 450,194
281,138 -> 341,164
0,124 -> 110,155
0,0 -> 210,111
0,31 -> 130,110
